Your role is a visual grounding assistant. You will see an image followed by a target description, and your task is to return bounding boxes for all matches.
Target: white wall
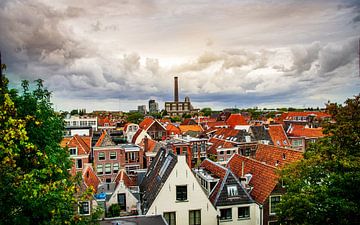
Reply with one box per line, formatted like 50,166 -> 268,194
107,181 -> 139,212
70,129 -> 90,136
218,203 -> 260,225
146,155 -> 218,225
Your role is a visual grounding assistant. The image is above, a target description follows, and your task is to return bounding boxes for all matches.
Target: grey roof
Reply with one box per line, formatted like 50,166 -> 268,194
139,148 -> 177,214
100,215 -> 168,225
250,125 -> 273,144
211,169 -> 254,206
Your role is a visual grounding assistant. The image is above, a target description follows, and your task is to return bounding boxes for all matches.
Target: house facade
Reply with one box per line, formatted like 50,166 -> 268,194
140,149 -> 218,225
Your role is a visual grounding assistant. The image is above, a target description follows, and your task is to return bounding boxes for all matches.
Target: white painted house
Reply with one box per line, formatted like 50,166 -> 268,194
140,148 -> 218,225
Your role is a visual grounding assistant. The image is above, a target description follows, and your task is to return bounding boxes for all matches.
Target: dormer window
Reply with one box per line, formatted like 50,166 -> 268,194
227,185 -> 238,196
69,147 -> 77,156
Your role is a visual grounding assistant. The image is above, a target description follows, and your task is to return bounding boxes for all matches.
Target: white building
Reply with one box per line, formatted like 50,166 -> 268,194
140,148 -> 218,225
64,115 -> 98,136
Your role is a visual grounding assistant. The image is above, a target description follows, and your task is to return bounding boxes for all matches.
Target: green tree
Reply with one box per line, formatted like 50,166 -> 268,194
126,112 -> 144,124
107,204 -> 121,218
0,72 -> 100,224
200,107 -> 212,117
170,116 -> 181,122
277,94 -> 360,225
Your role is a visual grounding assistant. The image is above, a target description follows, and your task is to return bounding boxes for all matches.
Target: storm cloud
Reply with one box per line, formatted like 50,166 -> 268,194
0,0 -> 359,111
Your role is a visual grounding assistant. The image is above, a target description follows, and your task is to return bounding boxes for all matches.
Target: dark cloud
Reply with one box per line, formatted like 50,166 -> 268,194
1,0 -> 359,111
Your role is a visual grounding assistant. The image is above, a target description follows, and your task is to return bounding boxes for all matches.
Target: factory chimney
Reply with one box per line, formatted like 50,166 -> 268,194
174,76 -> 179,102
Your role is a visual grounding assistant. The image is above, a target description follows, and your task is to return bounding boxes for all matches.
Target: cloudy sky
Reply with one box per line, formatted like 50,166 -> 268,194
1,0 -> 359,112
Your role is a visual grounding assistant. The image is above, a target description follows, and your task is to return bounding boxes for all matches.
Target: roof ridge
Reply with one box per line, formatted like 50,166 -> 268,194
228,153 -> 278,169
257,143 -> 303,153
204,158 -> 227,171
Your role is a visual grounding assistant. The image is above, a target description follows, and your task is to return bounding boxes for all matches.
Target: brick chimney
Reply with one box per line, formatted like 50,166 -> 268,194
174,76 -> 179,102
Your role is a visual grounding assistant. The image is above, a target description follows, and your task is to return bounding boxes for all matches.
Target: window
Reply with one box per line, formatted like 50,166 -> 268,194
105,163 -> 111,174
69,148 -> 77,156
220,208 -> 232,221
76,159 -> 82,169
98,152 -> 105,160
219,151 -> 224,155
238,206 -> 250,219
227,185 -> 238,196
110,152 -> 117,160
292,139 -> 302,146
113,163 -> 119,173
270,196 -> 281,214
176,185 -> 187,201
189,210 -> 201,225
176,147 -> 181,155
117,193 -> 126,210
226,150 -> 231,155
78,201 -> 90,215
96,164 -> 103,175
164,212 -> 176,225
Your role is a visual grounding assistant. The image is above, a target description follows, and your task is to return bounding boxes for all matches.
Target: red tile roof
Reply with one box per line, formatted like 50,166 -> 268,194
139,117 -> 155,130
179,125 -> 204,133
287,124 -> 325,138
61,135 -> 91,155
114,169 -> 136,187
200,158 -> 227,179
226,114 -> 248,127
159,118 -> 171,124
207,138 -> 236,155
206,121 -> 227,129
166,124 -> 181,136
181,118 -> 196,125
83,166 -> 101,193
95,130 -> 115,147
212,128 -> 240,140
139,137 -> 158,152
227,154 -> 279,204
278,111 -> 331,123
255,144 -> 303,168
268,124 -> 291,147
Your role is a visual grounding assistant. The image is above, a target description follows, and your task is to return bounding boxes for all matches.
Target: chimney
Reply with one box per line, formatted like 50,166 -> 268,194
174,76 -> 179,102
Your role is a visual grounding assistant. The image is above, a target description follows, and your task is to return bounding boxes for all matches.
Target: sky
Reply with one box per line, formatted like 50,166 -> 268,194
1,0 -> 359,112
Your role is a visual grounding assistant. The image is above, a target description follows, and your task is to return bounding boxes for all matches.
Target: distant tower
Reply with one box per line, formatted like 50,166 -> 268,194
174,76 -> 179,102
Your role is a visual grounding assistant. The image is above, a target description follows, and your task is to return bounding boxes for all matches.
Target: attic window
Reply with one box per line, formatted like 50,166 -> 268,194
276,140 -> 280,145
69,148 -> 77,156
227,185 -> 238,196
283,140 -> 287,145
275,160 -> 280,166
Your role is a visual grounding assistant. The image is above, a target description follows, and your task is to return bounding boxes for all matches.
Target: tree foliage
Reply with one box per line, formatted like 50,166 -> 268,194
277,94 -> 360,225
126,112 -> 144,124
0,74 -> 100,224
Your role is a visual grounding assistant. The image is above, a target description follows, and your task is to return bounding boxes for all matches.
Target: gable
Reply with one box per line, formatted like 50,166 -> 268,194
211,170 -> 253,206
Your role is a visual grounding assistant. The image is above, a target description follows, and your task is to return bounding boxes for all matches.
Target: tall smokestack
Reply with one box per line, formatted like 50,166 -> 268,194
174,76 -> 179,102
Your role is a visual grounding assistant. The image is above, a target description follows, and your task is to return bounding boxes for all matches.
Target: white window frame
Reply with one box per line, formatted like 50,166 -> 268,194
78,201 -> 90,216
97,164 -> 103,175
69,147 -> 77,156
227,185 -> 238,196
110,152 -> 117,160
76,159 -> 83,169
